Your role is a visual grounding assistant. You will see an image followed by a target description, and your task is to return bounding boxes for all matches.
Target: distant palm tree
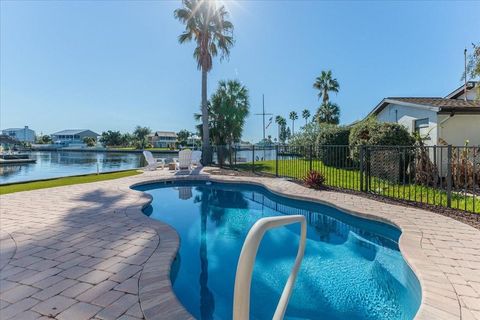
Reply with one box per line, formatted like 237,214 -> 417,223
316,102 -> 340,125
174,0 -> 234,164
302,109 -> 311,126
313,70 -> 340,104
289,111 -> 298,135
275,115 -> 284,142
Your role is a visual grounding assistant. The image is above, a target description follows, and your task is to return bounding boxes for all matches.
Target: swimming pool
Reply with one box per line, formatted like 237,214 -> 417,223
135,180 -> 421,320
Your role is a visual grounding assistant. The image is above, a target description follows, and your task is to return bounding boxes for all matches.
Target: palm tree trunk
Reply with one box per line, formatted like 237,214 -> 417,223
201,69 -> 212,164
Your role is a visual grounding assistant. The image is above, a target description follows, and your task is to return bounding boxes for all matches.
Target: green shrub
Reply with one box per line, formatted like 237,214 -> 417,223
349,118 -> 414,159
316,124 -> 350,145
289,122 -> 321,146
316,124 -> 351,166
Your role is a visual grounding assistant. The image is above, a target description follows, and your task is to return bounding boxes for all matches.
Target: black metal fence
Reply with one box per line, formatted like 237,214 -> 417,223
211,144 -> 480,214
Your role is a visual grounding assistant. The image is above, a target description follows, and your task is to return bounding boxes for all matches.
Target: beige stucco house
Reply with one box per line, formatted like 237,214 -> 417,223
368,81 -> 480,147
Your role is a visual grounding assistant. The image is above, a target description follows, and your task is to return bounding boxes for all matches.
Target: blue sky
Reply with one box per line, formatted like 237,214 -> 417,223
1,0 -> 479,142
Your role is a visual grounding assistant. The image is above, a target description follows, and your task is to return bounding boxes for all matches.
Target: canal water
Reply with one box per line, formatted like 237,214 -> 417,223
0,151 -> 176,184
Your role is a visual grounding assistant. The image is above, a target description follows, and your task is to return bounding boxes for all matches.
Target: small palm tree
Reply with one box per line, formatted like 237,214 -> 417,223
302,109 -> 310,126
313,70 -> 340,104
289,111 -> 298,135
174,0 -> 234,164
316,102 -> 340,125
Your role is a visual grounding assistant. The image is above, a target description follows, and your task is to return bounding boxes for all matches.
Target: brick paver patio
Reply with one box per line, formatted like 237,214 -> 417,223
1,169 -> 480,319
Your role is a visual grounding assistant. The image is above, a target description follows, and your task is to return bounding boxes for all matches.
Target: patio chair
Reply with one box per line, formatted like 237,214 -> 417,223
175,149 -> 193,171
191,150 -> 202,168
143,150 -> 165,171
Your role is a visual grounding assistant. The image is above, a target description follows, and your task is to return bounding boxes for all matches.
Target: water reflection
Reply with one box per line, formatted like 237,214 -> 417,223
0,151 -> 165,184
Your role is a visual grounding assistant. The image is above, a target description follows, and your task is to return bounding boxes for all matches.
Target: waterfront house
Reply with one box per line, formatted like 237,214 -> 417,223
51,129 -> 99,146
1,126 -> 36,143
368,81 -> 480,146
148,131 -> 177,148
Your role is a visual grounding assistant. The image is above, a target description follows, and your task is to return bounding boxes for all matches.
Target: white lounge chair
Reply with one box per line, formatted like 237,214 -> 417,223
191,150 -> 202,168
143,151 -> 165,171
175,149 -> 193,171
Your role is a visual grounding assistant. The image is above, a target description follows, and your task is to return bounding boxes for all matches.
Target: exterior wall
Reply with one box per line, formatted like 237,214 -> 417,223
52,131 -> 98,146
1,127 -> 36,143
438,114 -> 480,146
148,133 -> 177,148
375,103 -> 438,146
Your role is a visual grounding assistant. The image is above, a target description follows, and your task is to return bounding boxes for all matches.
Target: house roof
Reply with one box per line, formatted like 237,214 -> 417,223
445,81 -> 477,99
370,97 -> 480,116
151,131 -> 177,137
2,127 -> 33,132
52,129 -> 99,136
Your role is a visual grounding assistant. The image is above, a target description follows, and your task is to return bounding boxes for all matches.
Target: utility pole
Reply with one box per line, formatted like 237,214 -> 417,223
464,48 -> 468,101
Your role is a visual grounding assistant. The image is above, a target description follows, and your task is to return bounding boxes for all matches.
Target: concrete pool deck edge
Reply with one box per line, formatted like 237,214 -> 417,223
119,170 -> 480,320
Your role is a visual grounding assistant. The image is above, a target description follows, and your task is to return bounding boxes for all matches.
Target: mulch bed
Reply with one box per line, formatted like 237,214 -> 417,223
203,167 -> 480,230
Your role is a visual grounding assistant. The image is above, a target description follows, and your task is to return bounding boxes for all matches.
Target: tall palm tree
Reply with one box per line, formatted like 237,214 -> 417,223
316,102 -> 340,125
275,115 -> 284,142
302,109 -> 310,126
278,117 -> 288,143
313,70 -> 340,104
174,0 -> 234,164
289,111 -> 298,135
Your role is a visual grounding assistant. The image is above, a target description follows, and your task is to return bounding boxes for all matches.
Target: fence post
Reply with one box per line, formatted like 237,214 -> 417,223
360,145 -> 365,192
309,145 -> 313,172
275,144 -> 279,177
252,145 -> 255,173
446,144 -> 452,208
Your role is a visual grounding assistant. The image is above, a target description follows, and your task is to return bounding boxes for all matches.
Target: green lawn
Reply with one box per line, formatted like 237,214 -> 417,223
0,170 -> 141,195
237,159 -> 480,214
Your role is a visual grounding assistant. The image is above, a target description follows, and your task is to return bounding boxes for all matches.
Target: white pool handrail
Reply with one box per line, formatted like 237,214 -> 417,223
233,215 -> 307,320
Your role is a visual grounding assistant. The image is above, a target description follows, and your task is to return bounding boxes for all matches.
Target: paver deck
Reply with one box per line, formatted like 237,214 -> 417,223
1,169 -> 480,320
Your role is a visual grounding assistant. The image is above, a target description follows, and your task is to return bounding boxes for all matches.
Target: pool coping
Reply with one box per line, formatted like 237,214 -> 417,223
119,172 -> 473,320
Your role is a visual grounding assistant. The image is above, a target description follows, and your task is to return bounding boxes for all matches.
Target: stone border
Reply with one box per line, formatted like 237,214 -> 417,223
119,172 -> 470,320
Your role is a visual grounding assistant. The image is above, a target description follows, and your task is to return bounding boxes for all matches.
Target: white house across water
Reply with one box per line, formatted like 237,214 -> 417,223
1,126 -> 36,143
51,129 -> 100,146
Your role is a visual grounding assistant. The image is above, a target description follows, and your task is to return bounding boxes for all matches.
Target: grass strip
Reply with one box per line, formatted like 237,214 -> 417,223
0,170 -> 141,195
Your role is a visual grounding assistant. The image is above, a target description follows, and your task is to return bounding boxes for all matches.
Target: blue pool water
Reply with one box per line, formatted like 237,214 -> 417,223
135,181 -> 421,320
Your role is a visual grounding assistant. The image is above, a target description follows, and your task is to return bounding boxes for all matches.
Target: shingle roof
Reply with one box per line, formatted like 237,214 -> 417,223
386,97 -> 480,109
152,131 -> 177,137
52,129 -> 99,136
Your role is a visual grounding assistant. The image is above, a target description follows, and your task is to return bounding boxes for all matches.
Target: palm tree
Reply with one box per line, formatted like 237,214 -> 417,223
174,0 -> 234,164
194,80 -> 249,164
275,115 -> 285,142
133,126 -> 151,149
316,102 -> 340,125
302,109 -> 310,126
313,70 -> 340,104
278,117 -> 288,143
289,111 -> 298,135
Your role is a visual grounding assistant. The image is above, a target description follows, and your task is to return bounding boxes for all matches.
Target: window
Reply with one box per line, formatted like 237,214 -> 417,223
414,118 -> 430,139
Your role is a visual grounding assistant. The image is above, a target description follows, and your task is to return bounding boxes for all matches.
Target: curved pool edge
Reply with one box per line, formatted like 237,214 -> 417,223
120,173 -> 461,320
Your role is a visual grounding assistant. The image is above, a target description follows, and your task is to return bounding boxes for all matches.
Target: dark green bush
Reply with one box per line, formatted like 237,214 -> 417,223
317,124 -> 350,145
349,118 -> 415,160
316,124 -> 351,166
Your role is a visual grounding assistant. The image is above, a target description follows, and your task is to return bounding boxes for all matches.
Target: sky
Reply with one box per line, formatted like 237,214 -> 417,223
1,0 -> 479,142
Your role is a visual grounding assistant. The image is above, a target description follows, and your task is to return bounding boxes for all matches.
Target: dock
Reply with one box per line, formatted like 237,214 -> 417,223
0,158 -> 36,165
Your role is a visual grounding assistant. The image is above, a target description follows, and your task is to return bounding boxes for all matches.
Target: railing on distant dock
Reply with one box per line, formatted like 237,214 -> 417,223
211,144 -> 480,215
